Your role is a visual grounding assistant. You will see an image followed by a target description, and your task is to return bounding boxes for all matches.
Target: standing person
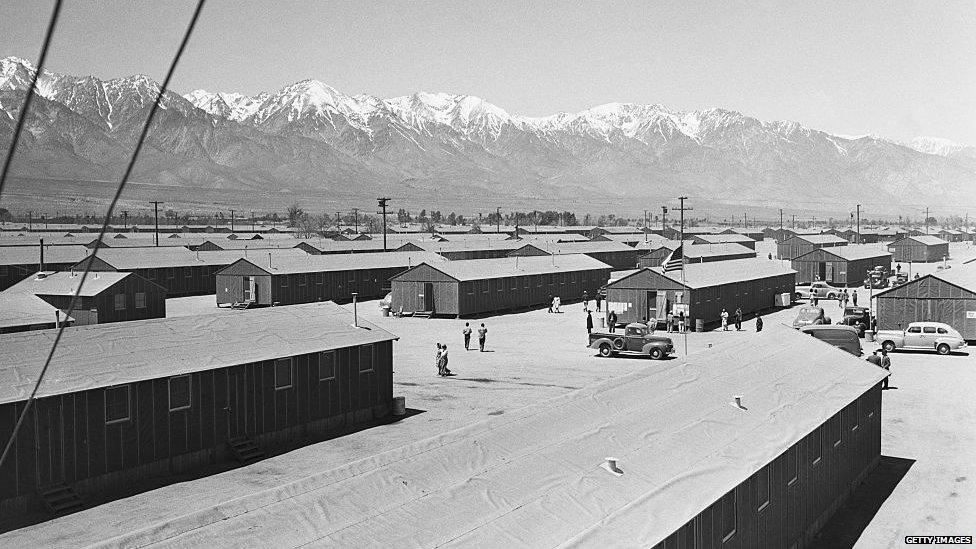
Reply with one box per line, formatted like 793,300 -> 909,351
462,322 -> 472,350
435,343 -> 444,376
608,310 -> 618,333
582,290 -> 589,311
553,296 -> 561,313
734,307 -> 743,331
586,310 -> 593,337
478,323 -> 488,352
896,263 -> 902,274
547,293 -> 553,313
867,350 -> 882,367
440,345 -> 452,376
880,348 -> 891,389
595,292 -> 602,312
721,308 -> 729,331
852,290 -> 858,307
666,310 -> 674,333
678,310 -> 686,333
755,313 -> 763,332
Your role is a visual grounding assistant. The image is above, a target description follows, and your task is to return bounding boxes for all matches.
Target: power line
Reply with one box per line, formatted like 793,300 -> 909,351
0,0 -> 63,201
0,0 -> 208,473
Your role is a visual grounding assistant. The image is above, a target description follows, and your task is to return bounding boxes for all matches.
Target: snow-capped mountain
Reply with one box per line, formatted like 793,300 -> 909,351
907,136 -> 976,161
2,55 -> 974,211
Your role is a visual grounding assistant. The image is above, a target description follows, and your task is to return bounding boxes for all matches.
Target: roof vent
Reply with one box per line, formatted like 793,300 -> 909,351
601,456 -> 623,476
731,395 -> 746,410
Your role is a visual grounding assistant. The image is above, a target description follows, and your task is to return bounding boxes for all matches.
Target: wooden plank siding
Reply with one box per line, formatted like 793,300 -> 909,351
0,340 -> 393,510
35,274 -> 166,325
391,263 -> 611,317
875,276 -> 976,339
653,384 -> 882,549
790,249 -> 892,286
607,270 -> 795,328
887,239 -> 950,263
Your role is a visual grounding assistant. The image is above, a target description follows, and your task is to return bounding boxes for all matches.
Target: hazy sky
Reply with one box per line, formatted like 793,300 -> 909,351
3,0 -> 975,144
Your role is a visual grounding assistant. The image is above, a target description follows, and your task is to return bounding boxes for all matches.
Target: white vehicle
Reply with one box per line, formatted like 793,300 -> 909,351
875,322 -> 967,355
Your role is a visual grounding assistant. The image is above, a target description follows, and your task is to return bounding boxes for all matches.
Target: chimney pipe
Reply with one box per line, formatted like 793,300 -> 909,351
732,395 -> 744,409
39,238 -> 44,272
269,252 -> 272,269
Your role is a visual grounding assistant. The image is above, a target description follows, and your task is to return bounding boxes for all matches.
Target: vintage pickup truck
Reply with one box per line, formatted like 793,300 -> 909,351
875,322 -> 967,355
588,323 -> 673,359
795,281 -> 843,301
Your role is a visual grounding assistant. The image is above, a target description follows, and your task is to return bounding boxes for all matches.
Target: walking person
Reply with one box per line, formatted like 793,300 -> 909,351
586,310 -> 593,338
440,345 -> 452,376
666,310 -> 673,333
880,348 -> 891,389
734,307 -> 743,331
852,290 -> 858,307
582,290 -> 589,311
553,296 -> 561,313
721,308 -> 729,331
595,292 -> 602,312
547,293 -> 553,313
678,310 -> 686,333
463,322 -> 472,350
608,310 -> 618,333
755,313 -> 763,332
435,343 -> 444,376
478,323 -> 488,352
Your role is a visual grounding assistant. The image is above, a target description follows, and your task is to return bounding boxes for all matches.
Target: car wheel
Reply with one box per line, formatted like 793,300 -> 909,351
599,343 -> 613,357
649,348 -> 663,360
937,343 -> 950,355
882,341 -> 896,353
612,337 -> 625,350
826,293 -> 836,300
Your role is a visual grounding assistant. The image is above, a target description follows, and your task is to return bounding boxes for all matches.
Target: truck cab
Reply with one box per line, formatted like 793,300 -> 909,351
588,322 -> 673,359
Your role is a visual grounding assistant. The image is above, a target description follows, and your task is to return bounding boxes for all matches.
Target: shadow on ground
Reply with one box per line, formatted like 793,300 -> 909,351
810,455 -> 916,549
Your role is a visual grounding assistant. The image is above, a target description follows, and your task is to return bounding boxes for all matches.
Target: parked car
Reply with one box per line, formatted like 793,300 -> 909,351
875,322 -> 967,355
792,306 -> 832,329
588,322 -> 673,359
894,272 -> 909,285
837,306 -> 871,336
794,281 -> 843,301
863,269 -> 890,289
800,325 -> 863,356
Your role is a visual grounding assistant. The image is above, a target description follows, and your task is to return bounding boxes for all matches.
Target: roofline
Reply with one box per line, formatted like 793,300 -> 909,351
390,262 -> 461,283
874,272 -> 976,298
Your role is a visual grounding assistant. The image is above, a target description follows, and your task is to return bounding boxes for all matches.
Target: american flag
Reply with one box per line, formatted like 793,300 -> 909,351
663,245 -> 684,272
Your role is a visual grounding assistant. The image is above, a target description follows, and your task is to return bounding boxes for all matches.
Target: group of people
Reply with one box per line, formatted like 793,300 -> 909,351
664,310 -> 688,333
720,307 -> 763,332
547,294 -> 562,313
720,307 -> 744,331
867,348 -> 892,389
436,322 -> 489,376
837,288 -> 858,308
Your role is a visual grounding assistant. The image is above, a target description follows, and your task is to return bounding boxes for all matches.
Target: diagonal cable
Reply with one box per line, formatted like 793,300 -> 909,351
0,0 -> 63,201
0,0 -> 207,471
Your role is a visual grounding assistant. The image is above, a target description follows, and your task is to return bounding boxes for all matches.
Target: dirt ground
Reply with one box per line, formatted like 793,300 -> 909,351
6,239 -> 974,545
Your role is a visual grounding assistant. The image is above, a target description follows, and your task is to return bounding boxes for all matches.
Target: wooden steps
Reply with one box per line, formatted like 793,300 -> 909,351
228,437 -> 265,464
39,483 -> 83,515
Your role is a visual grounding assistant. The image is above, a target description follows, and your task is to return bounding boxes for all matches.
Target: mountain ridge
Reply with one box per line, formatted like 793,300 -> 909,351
2,56 -> 974,213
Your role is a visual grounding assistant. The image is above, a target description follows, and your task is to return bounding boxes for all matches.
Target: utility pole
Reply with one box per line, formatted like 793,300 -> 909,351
675,197 -> 693,354
28,211 -> 32,231
661,206 -> 668,235
643,210 -> 649,241
376,197 -> 390,251
122,210 -> 128,230
336,211 -> 341,233
351,207 -> 360,234
855,204 -> 861,244
743,212 -> 747,228
496,206 -> 501,234
149,201 -> 163,247
251,211 -> 255,232
229,209 -> 236,233
779,209 -> 783,233
791,214 -> 795,230
925,206 -> 930,235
